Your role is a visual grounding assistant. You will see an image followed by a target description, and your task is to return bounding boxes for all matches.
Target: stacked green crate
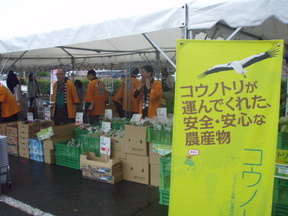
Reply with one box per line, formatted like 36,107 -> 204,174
277,132 -> 288,150
74,128 -> 89,143
273,178 -> 288,215
80,135 -> 100,157
159,153 -> 172,206
55,140 -> 81,169
147,127 -> 172,145
166,100 -> 174,113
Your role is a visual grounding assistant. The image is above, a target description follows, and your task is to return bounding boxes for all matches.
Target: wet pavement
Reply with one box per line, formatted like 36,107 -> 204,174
0,156 -> 168,216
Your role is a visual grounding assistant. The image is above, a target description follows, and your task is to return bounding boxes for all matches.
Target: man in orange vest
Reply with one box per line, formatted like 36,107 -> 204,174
133,65 -> 162,118
0,84 -> 21,122
113,67 -> 140,118
52,68 -> 79,126
84,69 -> 108,125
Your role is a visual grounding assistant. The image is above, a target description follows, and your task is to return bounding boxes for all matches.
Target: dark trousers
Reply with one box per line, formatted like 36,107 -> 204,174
54,107 -> 75,126
88,115 -> 100,126
2,113 -> 18,123
29,97 -> 36,107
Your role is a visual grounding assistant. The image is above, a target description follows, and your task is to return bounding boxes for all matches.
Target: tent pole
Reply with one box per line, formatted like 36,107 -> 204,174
5,51 -> 27,73
226,27 -> 242,40
0,53 -> 12,74
142,33 -> 176,69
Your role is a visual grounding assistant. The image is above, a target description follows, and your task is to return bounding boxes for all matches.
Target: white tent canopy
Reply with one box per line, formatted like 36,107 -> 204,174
0,0 -> 288,72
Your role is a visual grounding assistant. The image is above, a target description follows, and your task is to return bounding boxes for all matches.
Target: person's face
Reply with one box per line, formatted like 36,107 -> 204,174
141,68 -> 150,79
87,73 -> 93,81
56,69 -> 65,82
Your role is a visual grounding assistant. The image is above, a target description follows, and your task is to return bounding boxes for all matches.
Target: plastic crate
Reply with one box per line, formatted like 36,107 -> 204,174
166,100 -> 174,113
56,155 -> 80,169
55,140 -> 81,159
274,178 -> 288,205
160,172 -> 171,191
147,127 -> 172,145
160,153 -> 172,174
74,128 -> 89,142
277,132 -> 288,150
159,189 -> 170,206
111,121 -> 129,130
81,136 -> 100,157
272,203 -> 288,216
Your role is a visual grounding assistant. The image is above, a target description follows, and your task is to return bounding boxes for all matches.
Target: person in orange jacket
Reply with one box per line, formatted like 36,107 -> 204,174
84,69 -> 108,125
133,65 -> 162,118
0,84 -> 21,122
113,67 -> 140,118
52,68 -> 79,126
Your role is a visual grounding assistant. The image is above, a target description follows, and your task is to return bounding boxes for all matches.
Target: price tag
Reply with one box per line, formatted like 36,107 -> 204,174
105,109 -> 113,120
157,108 -> 167,120
75,112 -> 84,125
45,107 -> 51,121
130,114 -> 142,123
27,112 -> 34,122
101,121 -> 111,134
100,136 -> 111,155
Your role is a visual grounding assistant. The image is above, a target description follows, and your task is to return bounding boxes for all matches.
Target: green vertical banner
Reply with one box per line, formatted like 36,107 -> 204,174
169,40 -> 284,216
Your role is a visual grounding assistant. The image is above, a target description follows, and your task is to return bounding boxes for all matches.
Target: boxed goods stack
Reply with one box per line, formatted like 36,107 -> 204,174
123,122 -> 151,185
80,152 -> 123,184
6,123 -> 19,157
159,153 -> 171,206
29,138 -> 44,162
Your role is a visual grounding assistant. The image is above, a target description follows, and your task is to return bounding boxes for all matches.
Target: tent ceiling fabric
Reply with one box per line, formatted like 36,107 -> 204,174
1,0 -> 288,72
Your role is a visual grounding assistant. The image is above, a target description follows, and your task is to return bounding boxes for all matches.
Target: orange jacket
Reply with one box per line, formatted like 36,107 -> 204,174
133,80 -> 163,118
84,78 -> 108,116
0,86 -> 21,117
52,80 -> 79,118
113,77 -> 140,113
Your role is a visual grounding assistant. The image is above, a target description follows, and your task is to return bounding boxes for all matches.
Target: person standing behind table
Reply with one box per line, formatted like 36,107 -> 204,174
27,72 -> 41,107
52,68 -> 79,126
113,67 -> 140,119
133,65 -> 163,118
6,70 -> 20,94
84,69 -> 108,125
161,67 -> 175,100
74,80 -> 87,112
0,84 -> 21,122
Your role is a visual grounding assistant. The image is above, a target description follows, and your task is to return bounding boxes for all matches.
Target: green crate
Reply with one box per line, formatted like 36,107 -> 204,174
160,173 -> 171,191
278,132 -> 288,150
166,100 -> 174,113
160,153 -> 172,174
111,121 -> 129,130
81,135 -> 100,157
74,128 -> 89,142
147,127 -> 172,145
272,203 -> 288,216
159,189 -> 170,206
274,178 -> 288,205
56,155 -> 80,169
55,141 -> 81,159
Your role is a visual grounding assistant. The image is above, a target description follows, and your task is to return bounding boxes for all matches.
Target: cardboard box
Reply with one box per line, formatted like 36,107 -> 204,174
7,136 -> 18,145
82,171 -> 123,184
18,130 -> 38,139
47,123 -> 76,139
18,122 -> 40,132
80,152 -> 122,176
39,121 -> 54,129
6,124 -> 18,137
18,138 -> 29,148
125,153 -> 149,185
19,147 -> 30,159
111,137 -> 127,160
44,149 -> 56,164
121,159 -> 128,180
7,144 -> 18,156
43,135 -> 74,150
0,124 -> 6,135
150,164 -> 161,187
124,125 -> 149,156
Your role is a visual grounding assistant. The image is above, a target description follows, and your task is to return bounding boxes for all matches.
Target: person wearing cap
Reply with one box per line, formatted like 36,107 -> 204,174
133,65 -> 162,118
84,69 -> 108,125
52,68 -> 80,126
113,67 -> 140,118
0,84 -> 21,122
